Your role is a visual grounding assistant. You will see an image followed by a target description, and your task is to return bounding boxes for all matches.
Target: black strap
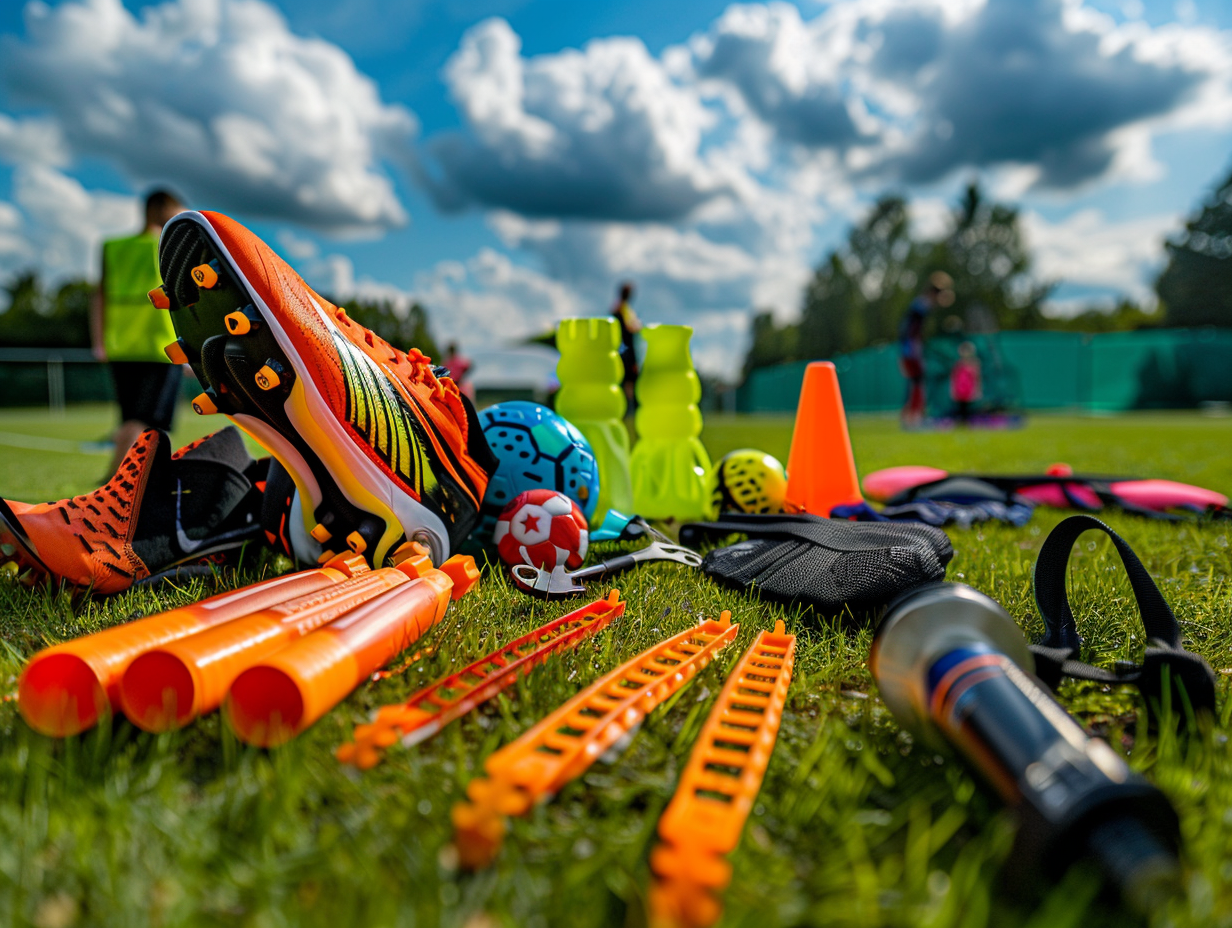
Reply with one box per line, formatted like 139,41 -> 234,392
1029,515 -> 1216,721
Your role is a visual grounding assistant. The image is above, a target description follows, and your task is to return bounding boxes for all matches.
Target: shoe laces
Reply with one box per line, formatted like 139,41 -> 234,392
61,432 -> 154,547
332,307 -> 464,422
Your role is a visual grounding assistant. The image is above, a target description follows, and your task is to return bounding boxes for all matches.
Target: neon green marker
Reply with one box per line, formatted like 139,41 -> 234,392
630,324 -> 713,521
555,318 -> 634,523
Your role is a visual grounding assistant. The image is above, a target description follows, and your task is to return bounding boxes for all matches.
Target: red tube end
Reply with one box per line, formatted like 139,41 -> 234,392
226,666 -> 304,747
18,653 -> 108,737
120,651 -> 197,731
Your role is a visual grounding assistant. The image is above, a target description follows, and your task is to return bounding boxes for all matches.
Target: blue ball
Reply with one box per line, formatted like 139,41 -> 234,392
474,401 -> 600,542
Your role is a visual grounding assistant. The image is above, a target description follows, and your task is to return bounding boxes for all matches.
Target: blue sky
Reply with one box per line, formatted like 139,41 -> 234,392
1,0 -> 1231,377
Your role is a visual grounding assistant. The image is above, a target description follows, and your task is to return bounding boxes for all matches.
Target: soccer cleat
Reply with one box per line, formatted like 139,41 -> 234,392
0,428 -> 266,594
156,210 -> 496,566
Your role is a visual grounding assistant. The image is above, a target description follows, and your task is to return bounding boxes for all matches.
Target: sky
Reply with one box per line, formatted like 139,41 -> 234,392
1,0 -> 1231,379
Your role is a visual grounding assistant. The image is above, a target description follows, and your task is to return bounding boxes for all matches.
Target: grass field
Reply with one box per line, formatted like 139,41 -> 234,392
2,404 -> 1232,927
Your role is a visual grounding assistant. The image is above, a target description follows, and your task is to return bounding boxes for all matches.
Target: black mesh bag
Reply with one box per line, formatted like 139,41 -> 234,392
679,512 -> 952,614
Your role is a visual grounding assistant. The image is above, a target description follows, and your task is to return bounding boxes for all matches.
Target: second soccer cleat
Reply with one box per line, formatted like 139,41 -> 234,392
156,211 -> 496,567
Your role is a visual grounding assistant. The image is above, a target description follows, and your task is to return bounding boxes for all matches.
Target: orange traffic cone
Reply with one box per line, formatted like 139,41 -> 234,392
784,361 -> 863,516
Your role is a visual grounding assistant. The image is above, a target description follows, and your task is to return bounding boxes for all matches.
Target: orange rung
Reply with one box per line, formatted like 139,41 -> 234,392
452,611 -> 739,869
649,620 -> 797,928
18,555 -> 366,737
337,590 -> 626,770
225,556 -> 479,747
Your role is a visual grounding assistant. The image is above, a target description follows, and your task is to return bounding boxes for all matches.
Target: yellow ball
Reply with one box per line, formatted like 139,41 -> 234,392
712,449 -> 788,514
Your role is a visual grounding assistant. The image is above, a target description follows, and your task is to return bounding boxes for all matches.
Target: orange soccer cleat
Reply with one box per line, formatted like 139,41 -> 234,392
156,211 -> 496,567
0,427 -> 266,594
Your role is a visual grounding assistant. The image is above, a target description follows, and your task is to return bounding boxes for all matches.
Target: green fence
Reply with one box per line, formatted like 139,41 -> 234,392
0,349 -> 204,409
737,328 -> 1232,414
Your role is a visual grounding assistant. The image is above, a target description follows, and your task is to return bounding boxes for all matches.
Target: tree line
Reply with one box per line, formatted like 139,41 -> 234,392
745,166 -> 1232,376
0,271 -> 439,359
2,164 -> 1230,372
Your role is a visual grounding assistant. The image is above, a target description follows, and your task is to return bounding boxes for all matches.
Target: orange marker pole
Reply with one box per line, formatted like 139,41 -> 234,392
18,554 -> 367,737
784,361 -> 863,516
119,556 -> 423,732
649,622 -> 796,928
226,555 -> 480,747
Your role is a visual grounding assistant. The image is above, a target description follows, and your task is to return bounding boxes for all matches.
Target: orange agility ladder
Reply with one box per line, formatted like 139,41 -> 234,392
18,554 -> 366,737
225,555 -> 480,747
336,590 -> 626,770
452,612 -> 740,869
119,553 -> 430,732
649,621 -> 797,928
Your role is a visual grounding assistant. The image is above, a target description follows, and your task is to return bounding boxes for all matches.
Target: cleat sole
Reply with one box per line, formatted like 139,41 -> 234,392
159,212 -> 458,566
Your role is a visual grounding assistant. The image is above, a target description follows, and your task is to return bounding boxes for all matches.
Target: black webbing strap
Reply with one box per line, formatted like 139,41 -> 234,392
1029,515 -> 1216,721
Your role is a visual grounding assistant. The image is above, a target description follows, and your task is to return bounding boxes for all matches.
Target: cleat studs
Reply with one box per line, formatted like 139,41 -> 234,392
346,531 -> 367,554
254,360 -> 284,391
147,286 -> 170,310
225,312 -> 251,336
316,549 -> 337,565
191,391 -> 219,415
191,260 -> 220,289
164,340 -> 189,365
225,305 -> 261,336
310,523 -> 332,544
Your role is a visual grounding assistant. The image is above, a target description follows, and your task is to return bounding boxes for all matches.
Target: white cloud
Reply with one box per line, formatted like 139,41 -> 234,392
489,212 -> 797,377
1023,207 -> 1177,303
276,228 -> 319,260
0,165 -> 139,284
420,17 -> 734,220
412,248 -> 581,345
298,243 -> 581,353
0,201 -> 34,282
2,0 -> 415,233
680,0 -> 1232,190
0,113 -> 68,166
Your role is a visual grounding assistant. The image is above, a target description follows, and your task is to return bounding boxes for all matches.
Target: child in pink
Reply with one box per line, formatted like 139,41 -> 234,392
950,341 -> 982,424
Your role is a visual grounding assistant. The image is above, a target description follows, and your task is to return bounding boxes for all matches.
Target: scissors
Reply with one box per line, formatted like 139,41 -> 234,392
511,542 -> 702,596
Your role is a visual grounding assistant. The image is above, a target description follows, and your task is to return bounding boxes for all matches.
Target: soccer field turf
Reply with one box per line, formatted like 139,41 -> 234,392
1,404 -> 1230,927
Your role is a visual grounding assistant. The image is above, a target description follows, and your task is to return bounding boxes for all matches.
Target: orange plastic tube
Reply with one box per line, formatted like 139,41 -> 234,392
119,557 -> 420,732
649,621 -> 797,928
18,555 -> 366,737
226,555 -> 480,747
453,612 -> 739,869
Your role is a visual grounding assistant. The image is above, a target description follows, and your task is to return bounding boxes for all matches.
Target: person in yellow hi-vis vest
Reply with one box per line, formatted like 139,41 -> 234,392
91,190 -> 185,476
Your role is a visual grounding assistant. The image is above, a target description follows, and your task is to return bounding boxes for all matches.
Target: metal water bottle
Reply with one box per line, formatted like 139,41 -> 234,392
869,583 -> 1181,913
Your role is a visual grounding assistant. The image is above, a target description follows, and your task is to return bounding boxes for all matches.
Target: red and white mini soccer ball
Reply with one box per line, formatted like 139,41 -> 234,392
494,489 -> 589,570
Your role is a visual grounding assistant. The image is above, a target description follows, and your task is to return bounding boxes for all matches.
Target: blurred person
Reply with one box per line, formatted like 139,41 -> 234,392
610,280 -> 642,406
91,189 -> 186,475
442,341 -> 475,400
898,271 -> 954,428
950,340 -> 982,425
